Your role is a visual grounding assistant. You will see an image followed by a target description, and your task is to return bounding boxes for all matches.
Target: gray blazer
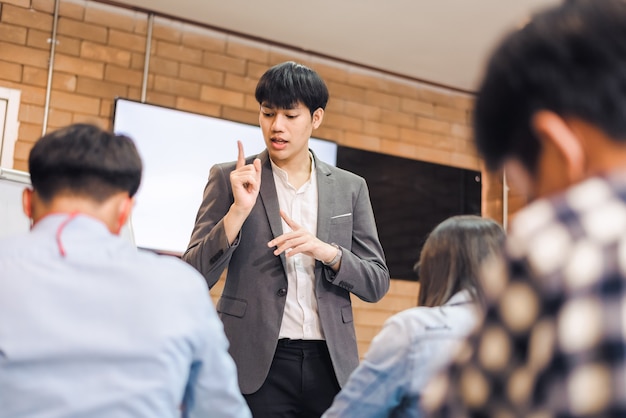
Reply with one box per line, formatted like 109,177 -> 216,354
183,149 -> 390,394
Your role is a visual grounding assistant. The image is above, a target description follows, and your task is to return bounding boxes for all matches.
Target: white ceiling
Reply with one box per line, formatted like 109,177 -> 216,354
110,0 -> 560,93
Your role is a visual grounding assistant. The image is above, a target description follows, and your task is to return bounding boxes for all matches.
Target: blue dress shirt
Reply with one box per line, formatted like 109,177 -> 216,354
322,290 -> 479,418
0,214 -> 251,418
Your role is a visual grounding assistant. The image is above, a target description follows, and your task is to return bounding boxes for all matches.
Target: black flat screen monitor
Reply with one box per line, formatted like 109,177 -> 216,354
336,146 -> 482,280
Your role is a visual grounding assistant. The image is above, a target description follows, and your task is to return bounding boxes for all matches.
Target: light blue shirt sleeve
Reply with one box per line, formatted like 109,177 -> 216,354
322,315 -> 418,418
322,292 -> 477,418
183,296 -> 251,418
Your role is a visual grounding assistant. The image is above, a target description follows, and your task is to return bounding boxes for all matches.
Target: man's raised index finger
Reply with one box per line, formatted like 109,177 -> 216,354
236,140 -> 245,169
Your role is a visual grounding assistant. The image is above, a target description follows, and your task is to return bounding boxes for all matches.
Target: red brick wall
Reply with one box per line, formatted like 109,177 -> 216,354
0,0 -> 509,356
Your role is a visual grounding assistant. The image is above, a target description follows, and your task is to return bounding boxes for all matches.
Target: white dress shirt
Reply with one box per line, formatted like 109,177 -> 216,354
271,154 -> 325,340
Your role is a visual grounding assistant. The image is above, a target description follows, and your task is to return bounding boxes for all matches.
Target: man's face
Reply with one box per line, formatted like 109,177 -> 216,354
258,101 -> 323,166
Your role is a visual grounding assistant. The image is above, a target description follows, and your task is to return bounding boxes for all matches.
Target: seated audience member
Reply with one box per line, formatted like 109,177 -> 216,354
422,0 -> 626,416
322,215 -> 505,418
0,124 -> 251,418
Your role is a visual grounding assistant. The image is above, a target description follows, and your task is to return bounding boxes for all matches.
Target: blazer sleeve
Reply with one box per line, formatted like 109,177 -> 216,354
324,177 -> 390,302
182,163 -> 238,288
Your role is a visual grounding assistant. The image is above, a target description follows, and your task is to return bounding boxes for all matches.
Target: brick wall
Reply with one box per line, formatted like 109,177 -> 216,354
0,0 -> 506,356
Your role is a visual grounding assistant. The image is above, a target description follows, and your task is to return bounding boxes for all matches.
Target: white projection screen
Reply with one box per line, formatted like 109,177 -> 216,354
112,98 -> 338,255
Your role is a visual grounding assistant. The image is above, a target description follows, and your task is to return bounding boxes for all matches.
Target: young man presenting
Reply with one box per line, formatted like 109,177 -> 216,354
184,61 -> 390,417
0,124 -> 250,418
422,0 -> 626,416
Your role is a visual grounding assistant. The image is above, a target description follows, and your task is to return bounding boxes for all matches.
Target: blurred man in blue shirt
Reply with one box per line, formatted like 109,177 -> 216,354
0,124 -> 250,418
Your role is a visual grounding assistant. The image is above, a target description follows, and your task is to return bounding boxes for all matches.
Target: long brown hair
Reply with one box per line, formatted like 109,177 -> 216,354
417,215 -> 505,307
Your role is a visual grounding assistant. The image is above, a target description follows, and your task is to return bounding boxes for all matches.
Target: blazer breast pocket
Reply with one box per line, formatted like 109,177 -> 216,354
217,295 -> 247,318
329,212 -> 352,225
329,213 -> 353,248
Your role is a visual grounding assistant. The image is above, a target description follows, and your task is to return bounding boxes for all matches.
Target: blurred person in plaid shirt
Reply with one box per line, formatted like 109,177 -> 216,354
422,0 -> 626,416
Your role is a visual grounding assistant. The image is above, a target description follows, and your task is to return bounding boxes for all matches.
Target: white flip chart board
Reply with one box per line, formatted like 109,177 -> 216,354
0,168 -> 30,241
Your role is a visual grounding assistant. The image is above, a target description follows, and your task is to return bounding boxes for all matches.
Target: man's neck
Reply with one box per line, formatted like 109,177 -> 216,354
271,152 -> 313,190
31,194 -> 128,235
563,118 -> 626,175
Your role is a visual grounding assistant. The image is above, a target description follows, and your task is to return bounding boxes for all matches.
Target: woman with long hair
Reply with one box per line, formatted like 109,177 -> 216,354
323,215 -> 505,418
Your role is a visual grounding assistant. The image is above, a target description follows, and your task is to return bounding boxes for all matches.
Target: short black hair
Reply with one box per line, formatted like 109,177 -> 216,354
255,61 -> 329,115
474,0 -> 626,173
29,124 -> 142,203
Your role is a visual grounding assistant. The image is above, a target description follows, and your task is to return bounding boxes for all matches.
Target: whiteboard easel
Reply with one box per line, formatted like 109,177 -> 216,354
0,168 -> 30,240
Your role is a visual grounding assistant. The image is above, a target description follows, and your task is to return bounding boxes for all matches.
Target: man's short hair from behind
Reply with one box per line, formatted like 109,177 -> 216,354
29,123 -> 142,203
255,61 -> 329,115
474,0 -> 626,174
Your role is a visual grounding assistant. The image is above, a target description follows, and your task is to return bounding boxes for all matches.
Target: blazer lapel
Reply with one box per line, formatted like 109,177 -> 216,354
314,151 -> 334,245
257,150 -> 287,272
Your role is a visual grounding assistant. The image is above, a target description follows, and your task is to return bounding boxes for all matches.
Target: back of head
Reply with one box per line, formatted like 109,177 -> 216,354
475,0 -> 626,173
255,61 -> 329,114
417,215 -> 505,307
29,124 -> 142,203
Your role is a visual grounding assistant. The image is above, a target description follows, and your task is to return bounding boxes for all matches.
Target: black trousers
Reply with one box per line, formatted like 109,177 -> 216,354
244,339 -> 341,418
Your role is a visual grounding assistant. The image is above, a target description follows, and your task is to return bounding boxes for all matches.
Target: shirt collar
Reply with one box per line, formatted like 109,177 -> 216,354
270,151 -> 316,186
32,213 -> 113,257
445,289 -> 474,306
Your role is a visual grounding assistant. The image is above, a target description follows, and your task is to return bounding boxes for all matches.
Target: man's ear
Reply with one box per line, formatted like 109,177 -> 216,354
22,188 -> 33,219
531,111 -> 585,182
114,196 -> 134,235
312,108 -> 324,130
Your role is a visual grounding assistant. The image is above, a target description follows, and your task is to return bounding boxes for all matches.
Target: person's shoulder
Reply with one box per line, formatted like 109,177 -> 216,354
0,233 -> 27,247
134,249 -> 209,292
134,249 -> 199,275
385,307 -> 428,329
505,174 -> 626,295
512,175 -> 624,235
508,175 -> 626,259
387,303 -> 479,337
213,151 -> 265,172
382,306 -> 445,337
317,159 -> 365,183
0,232 -> 36,256
213,159 -> 237,172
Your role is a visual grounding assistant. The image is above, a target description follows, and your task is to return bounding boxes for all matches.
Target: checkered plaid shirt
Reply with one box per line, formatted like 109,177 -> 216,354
422,172 -> 626,417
